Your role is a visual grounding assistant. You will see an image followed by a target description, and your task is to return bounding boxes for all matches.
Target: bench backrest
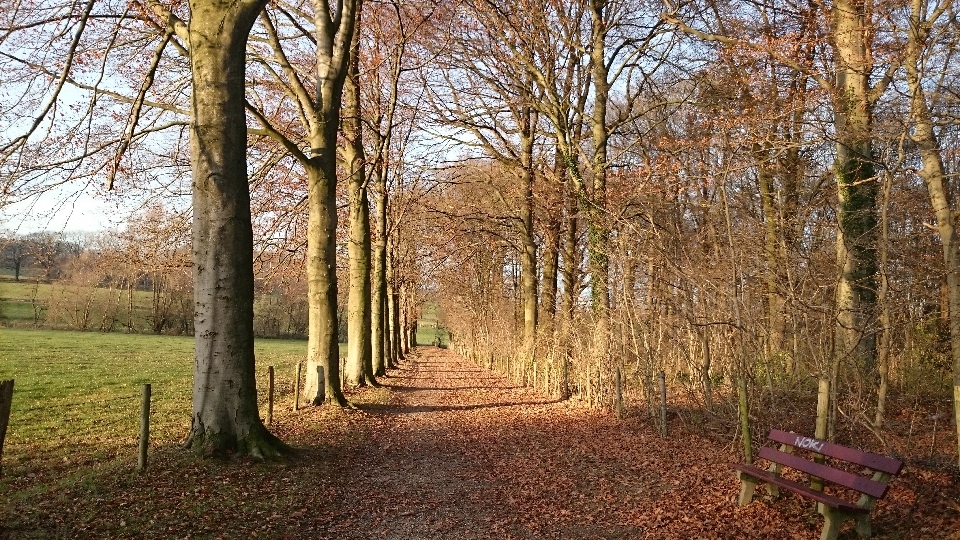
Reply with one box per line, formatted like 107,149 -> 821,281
768,429 -> 903,474
764,429 -> 903,499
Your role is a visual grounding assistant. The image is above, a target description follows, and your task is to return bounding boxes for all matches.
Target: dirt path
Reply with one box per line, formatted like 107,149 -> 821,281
293,347 -> 824,540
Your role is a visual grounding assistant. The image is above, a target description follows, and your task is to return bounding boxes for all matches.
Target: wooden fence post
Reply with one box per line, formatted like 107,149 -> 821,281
738,378 -> 751,463
294,362 -> 302,411
614,366 -> 624,419
267,365 -> 275,425
659,370 -> 668,437
0,379 -> 14,475
138,383 -> 151,472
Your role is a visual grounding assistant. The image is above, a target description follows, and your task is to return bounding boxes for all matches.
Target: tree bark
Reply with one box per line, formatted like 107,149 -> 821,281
304,162 -> 347,406
903,0 -> 960,468
830,0 -> 880,382
584,0 -> 611,360
755,148 -> 786,359
387,235 -> 402,365
185,0 -> 285,458
342,22 -> 375,388
518,107 -> 538,366
371,162 -> 389,376
540,208 -> 561,336
301,0 -> 359,407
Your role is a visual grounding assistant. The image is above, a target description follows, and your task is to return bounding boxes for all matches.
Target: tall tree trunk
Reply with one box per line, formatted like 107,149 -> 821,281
755,150 -> 785,359
519,107 -> 538,365
387,235 -> 403,364
875,171 -> 892,427
589,0 -> 610,349
371,162 -> 389,376
185,0 -> 284,457
342,23 -> 375,387
540,150 -> 564,337
304,162 -> 347,405
301,0 -> 359,407
400,284 -> 410,354
903,0 -> 960,468
560,183 -> 579,323
830,0 -> 880,383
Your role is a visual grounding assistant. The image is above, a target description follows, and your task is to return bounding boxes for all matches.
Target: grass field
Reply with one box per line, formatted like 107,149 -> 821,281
0,329 -> 314,488
0,279 -> 161,330
415,301 -> 449,347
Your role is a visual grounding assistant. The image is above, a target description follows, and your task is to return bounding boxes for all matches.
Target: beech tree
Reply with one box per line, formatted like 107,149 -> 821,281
245,0 -> 360,406
176,0 -> 285,456
895,0 -> 960,468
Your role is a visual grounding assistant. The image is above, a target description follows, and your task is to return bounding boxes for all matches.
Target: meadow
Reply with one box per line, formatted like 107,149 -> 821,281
0,329 -> 309,488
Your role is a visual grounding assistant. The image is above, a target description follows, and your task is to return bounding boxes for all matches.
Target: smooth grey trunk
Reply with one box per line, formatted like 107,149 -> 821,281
585,0 -> 611,359
387,236 -> 402,364
301,0 -> 359,407
304,163 -> 346,405
185,0 -> 283,457
560,181 -> 579,322
371,164 -> 388,376
400,285 -> 410,354
342,29 -> 375,387
540,212 -> 561,334
518,107 -> 538,364
756,151 -> 785,359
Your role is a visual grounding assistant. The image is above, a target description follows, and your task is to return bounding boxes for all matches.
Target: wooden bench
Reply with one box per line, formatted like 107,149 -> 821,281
730,429 -> 903,540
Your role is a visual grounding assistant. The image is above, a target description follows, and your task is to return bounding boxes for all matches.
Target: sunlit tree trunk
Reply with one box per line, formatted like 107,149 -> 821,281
304,161 -> 347,405
540,212 -> 561,336
519,107 -> 538,365
371,161 -> 389,376
585,0 -> 611,359
903,0 -> 960,468
342,21 -> 375,387
755,149 -> 785,359
301,0 -> 359,407
830,0 -> 879,385
185,0 -> 285,457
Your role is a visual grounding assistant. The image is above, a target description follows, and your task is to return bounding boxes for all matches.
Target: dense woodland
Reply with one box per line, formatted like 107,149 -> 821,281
1,0 -> 959,465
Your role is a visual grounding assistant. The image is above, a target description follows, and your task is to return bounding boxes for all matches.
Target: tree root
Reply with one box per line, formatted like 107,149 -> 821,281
184,421 -> 292,461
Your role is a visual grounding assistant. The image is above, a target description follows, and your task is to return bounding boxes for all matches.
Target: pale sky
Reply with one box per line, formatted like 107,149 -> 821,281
0,189 -> 122,235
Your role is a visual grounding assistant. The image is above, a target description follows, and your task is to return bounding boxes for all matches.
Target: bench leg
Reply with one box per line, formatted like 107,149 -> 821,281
765,483 -> 780,498
819,507 -> 842,540
854,514 -> 871,539
736,472 -> 758,505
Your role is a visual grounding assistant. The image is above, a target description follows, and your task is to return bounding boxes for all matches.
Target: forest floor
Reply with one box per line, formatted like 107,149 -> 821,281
3,346 -> 959,539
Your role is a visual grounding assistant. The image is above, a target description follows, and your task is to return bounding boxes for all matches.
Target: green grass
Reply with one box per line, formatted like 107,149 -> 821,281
0,329 -> 309,481
0,279 -> 161,330
415,302 -> 448,346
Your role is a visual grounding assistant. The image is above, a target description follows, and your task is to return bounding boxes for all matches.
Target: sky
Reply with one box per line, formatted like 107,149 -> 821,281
0,188 -> 122,235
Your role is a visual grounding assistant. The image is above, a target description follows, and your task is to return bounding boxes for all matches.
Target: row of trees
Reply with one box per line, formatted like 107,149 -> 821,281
0,232 -> 82,282
2,1 -> 959,467
1,0 -> 432,456
415,0 -> 960,467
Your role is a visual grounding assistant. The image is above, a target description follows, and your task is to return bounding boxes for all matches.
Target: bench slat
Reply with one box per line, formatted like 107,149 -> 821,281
769,429 -> 903,474
730,463 -> 868,513
758,447 -> 889,499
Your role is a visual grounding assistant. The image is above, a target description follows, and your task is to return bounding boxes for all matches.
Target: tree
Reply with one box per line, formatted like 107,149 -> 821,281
245,0 -> 360,406
178,0 -> 285,456
663,0 -> 899,434
342,12 -> 376,387
896,0 -> 960,468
